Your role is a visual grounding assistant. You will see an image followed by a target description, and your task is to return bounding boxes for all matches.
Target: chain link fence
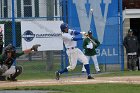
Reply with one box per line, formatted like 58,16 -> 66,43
0,0 -> 67,78
0,0 -> 124,80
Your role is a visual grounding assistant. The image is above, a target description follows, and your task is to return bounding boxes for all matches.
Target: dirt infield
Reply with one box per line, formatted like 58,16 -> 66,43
0,76 -> 140,88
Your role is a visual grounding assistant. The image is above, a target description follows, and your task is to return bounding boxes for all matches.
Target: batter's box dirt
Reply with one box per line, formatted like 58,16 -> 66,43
0,76 -> 140,88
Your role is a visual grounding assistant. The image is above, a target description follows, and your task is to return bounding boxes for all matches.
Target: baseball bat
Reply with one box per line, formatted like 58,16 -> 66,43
85,34 -> 97,46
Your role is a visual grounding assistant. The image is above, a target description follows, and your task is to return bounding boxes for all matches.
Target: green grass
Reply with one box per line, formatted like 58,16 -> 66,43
17,60 -> 90,80
16,60 -> 140,80
17,60 -> 61,80
1,83 -> 140,93
1,60 -> 140,92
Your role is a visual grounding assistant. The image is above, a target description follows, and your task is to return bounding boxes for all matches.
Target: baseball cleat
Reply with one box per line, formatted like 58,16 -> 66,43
55,71 -> 60,80
82,71 -> 86,73
7,77 -> 17,81
96,71 -> 101,74
0,76 -> 6,81
87,75 -> 94,79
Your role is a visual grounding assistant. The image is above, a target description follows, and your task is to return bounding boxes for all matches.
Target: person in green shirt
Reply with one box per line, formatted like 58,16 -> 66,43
82,31 -> 101,73
0,44 -> 41,81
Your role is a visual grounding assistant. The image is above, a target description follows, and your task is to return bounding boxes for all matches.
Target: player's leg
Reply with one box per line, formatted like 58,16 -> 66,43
2,66 -> 16,81
131,55 -> 137,71
127,55 -> 132,71
55,49 -> 77,80
0,65 -> 7,81
77,49 -> 94,79
81,56 -> 90,72
2,66 -> 16,76
82,65 -> 86,72
7,66 -> 23,81
91,55 -> 101,73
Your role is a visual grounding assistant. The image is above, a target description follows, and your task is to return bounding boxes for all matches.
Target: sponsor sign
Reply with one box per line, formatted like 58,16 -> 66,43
21,21 -> 63,51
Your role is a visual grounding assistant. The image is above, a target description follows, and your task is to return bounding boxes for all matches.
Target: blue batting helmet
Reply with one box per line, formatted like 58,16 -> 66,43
60,23 -> 68,32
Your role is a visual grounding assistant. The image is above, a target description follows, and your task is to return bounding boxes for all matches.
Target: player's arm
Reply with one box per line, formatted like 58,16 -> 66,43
69,29 -> 87,36
67,29 -> 87,41
72,37 -> 83,41
94,38 -> 100,48
16,44 -> 41,57
123,37 -> 128,49
69,29 -> 81,35
62,33 -> 83,41
15,52 -> 24,58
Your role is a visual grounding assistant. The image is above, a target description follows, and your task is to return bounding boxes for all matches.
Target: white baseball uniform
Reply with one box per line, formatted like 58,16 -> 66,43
62,29 -> 88,71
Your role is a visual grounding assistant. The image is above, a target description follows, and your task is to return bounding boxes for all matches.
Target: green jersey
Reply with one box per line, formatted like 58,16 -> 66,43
0,52 -> 24,68
83,37 -> 100,56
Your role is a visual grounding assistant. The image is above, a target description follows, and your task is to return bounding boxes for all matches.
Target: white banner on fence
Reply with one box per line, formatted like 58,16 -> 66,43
21,21 -> 63,51
0,24 -> 4,47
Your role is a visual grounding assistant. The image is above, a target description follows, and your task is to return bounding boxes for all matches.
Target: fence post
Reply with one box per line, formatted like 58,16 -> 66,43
12,0 -> 16,65
46,51 -> 53,71
12,0 -> 16,47
119,0 -> 124,71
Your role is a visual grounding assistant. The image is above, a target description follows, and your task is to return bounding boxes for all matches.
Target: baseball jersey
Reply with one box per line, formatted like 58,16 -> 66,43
0,52 -> 24,68
83,37 -> 100,56
62,29 -> 77,48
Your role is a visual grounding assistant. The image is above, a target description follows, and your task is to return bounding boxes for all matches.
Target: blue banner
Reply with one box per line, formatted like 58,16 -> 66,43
68,0 -> 121,64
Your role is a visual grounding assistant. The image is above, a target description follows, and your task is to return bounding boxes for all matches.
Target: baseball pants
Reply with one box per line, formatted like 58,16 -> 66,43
82,55 -> 100,72
66,48 -> 88,71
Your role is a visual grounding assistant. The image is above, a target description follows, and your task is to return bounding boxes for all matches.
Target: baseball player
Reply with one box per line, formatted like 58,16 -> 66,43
55,23 -> 94,80
81,31 -> 101,73
0,43 -> 41,81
